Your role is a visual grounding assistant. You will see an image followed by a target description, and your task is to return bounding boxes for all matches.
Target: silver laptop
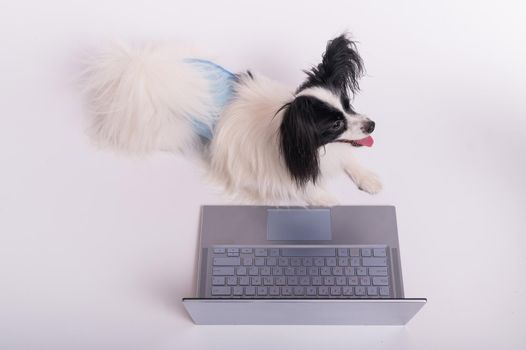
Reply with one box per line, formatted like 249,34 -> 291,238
183,206 -> 426,325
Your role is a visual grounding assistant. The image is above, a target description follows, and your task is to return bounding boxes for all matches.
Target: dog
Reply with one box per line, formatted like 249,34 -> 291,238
83,33 -> 382,205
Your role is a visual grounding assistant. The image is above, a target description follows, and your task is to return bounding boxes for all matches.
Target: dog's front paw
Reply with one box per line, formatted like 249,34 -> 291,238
356,173 -> 383,194
306,190 -> 339,206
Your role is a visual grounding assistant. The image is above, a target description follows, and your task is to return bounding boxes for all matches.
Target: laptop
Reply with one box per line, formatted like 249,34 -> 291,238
183,205 -> 426,325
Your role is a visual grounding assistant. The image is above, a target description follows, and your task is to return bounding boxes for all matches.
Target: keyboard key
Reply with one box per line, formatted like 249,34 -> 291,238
326,257 -> 337,267
239,276 -> 250,285
338,258 -> 349,266
306,286 -> 317,296
269,248 -> 280,257
350,248 -> 360,257
342,286 -> 353,296
296,267 -> 307,276
213,248 -> 226,254
254,258 -> 265,266
318,286 -> 329,295
263,276 -> 274,285
308,267 -> 319,275
293,286 -> 305,296
269,286 -> 280,296
312,276 -> 322,285
362,257 -> 387,267
330,286 -> 342,296
369,267 -> 388,276
257,286 -> 268,296
281,248 -> 335,257
255,248 -> 267,257
213,257 -> 240,266
355,286 -> 366,296
281,286 -> 292,296
227,248 -> 239,254
242,257 -> 253,266
361,248 -> 372,257
356,267 -> 367,276
251,277 -> 261,285
324,276 -> 335,285
379,286 -> 390,296
333,267 -> 343,275
299,276 -> 310,285
337,248 -> 348,256
350,257 -> 361,266
212,267 -> 235,275
226,276 -> 237,285
211,286 -> 231,295
288,277 -> 298,285
227,251 -> 239,257
344,267 -> 355,276
291,257 -> 301,266
314,257 -> 325,267
348,276 -> 359,285
303,257 -> 313,266
284,267 -> 295,276
336,276 -> 347,285
360,277 -> 371,285
320,267 -> 331,276
241,248 -> 253,254
373,248 -> 387,257
367,286 -> 378,296
372,277 -> 389,286
233,286 -> 243,296
266,257 -> 277,266
248,267 -> 259,275
212,276 -> 225,285
236,267 -> 247,275
275,276 -> 286,285
245,286 -> 256,295
278,257 -> 289,266
260,267 -> 271,275
272,267 -> 283,275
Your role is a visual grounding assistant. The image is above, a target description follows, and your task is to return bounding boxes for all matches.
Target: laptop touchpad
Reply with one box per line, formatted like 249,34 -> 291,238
267,208 -> 331,241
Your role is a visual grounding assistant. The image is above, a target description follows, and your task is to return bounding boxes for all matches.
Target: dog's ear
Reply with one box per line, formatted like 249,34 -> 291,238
298,34 -> 364,98
279,96 -> 320,187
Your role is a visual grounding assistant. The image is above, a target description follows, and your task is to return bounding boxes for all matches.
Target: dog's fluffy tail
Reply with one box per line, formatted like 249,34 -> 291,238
82,42 -> 226,154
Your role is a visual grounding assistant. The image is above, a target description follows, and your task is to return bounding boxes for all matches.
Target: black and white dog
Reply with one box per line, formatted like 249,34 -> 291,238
84,34 -> 381,205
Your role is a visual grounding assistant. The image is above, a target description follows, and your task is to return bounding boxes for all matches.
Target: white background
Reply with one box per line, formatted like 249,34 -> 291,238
1,1 -> 525,349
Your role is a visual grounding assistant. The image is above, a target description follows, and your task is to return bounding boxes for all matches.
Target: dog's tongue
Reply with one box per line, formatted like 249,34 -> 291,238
355,136 -> 374,147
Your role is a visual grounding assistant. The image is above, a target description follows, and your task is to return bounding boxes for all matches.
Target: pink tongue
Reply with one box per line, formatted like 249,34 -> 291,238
355,136 -> 374,147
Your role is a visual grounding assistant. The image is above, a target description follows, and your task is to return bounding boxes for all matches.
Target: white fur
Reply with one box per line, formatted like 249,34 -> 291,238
209,74 -> 323,204
83,43 -> 381,205
83,43 -> 216,153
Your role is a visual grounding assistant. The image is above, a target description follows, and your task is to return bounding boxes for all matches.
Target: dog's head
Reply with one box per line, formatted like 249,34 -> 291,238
279,34 -> 375,186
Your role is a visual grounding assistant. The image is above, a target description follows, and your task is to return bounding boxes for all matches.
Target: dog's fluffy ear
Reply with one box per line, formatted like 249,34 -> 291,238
279,96 -> 320,187
298,34 -> 364,97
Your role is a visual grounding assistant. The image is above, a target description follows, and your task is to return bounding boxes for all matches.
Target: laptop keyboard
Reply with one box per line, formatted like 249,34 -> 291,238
207,246 -> 392,298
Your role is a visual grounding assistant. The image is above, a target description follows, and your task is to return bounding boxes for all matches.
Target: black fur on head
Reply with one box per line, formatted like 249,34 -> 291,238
279,96 -> 348,187
279,34 -> 364,187
297,34 -> 364,112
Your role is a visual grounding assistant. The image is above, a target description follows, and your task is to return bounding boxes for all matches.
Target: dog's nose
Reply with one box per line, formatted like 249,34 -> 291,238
362,121 -> 375,134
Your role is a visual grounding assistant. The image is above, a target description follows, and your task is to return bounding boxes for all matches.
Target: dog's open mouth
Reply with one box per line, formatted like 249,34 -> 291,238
334,135 -> 374,147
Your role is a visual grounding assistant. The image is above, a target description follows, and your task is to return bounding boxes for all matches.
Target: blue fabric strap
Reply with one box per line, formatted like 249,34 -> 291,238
184,58 -> 236,141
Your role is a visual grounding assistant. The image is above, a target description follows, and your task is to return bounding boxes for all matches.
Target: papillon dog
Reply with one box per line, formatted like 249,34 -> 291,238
84,33 -> 382,205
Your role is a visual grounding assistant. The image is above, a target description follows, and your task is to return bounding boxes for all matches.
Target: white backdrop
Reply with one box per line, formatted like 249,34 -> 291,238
1,1 -> 525,349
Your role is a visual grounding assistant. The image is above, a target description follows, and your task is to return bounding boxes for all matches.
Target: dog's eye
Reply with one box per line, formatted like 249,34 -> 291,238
331,120 -> 344,130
